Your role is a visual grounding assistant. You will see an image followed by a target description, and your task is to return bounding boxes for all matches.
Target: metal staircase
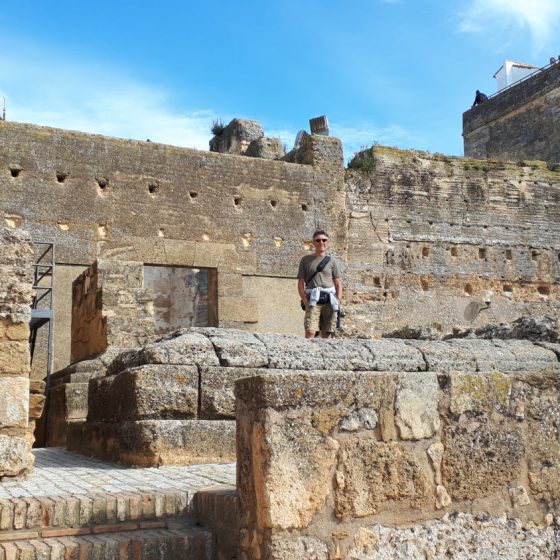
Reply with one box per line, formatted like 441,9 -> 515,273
29,241 -> 55,383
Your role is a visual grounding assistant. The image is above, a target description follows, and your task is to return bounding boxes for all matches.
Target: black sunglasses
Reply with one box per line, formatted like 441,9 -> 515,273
313,238 -> 329,243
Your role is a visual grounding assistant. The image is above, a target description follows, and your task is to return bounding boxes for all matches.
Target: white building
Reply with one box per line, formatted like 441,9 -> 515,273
493,60 -> 540,92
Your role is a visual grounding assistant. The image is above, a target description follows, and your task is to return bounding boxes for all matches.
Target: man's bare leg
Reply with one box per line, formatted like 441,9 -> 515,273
305,330 -> 316,338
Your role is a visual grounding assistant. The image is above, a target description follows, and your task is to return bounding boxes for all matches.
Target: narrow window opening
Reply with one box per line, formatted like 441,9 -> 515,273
373,277 -> 381,288
301,203 -> 308,211
422,247 -> 430,258
450,246 -> 458,257
506,249 -> 513,261
479,248 -> 486,259
56,172 -> 68,183
234,196 -> 242,206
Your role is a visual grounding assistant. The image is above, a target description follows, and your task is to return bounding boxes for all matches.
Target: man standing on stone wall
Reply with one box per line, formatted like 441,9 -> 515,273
297,229 -> 343,338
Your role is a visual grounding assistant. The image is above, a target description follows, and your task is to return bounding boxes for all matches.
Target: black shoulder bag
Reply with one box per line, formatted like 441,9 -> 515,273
300,256 -> 331,310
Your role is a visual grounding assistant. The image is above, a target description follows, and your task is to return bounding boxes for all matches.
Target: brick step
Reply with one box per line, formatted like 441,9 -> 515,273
193,485 -> 239,560
0,490 -> 191,535
0,525 -> 210,560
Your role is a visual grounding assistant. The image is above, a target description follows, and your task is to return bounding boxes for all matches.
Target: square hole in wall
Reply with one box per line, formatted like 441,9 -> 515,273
479,248 -> 487,259
505,249 -> 513,260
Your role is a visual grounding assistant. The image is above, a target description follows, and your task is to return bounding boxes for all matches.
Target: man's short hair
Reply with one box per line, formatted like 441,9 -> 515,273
312,229 -> 329,239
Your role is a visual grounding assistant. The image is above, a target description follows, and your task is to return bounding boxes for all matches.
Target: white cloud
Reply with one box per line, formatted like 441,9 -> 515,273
0,50 -> 216,150
458,0 -> 560,53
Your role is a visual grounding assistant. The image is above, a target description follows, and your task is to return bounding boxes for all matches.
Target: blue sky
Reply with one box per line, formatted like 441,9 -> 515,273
1,0 -> 559,160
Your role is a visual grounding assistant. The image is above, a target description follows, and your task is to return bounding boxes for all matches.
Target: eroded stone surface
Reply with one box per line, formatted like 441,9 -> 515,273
442,423 -> 524,500
347,513 -> 559,559
0,435 -> 29,476
395,372 -> 440,440
449,371 -> 511,415
335,440 -> 429,518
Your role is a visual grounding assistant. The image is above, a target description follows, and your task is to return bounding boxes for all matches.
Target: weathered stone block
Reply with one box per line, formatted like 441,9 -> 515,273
447,339 -> 519,371
107,331 -> 219,375
205,330 -> 268,367
200,366 -> 262,419
0,341 -> 30,375
254,333 -> 325,369
0,377 -> 29,428
408,341 -> 476,372
395,372 -> 440,440
67,419 -> 236,466
362,339 -> 426,371
442,423 -> 524,500
449,371 -> 511,415
0,435 -> 29,476
493,340 -> 558,371
88,365 -> 198,422
335,440 -> 430,518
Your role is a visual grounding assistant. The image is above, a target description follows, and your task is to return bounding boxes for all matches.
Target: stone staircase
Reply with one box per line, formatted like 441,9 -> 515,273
0,487 -> 212,559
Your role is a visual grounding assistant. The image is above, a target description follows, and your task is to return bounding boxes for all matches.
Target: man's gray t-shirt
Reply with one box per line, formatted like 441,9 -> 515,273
297,255 -> 341,289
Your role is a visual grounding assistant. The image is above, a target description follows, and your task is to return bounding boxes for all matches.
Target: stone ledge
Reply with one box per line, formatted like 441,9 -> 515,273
67,420 -> 236,467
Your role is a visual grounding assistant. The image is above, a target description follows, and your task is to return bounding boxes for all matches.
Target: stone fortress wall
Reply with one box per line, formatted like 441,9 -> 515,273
345,147 -> 560,336
1,117 -> 560,377
463,59 -> 560,165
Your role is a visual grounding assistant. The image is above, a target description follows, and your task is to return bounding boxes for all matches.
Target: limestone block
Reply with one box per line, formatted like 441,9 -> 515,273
200,366 -> 264,419
449,371 -> 511,415
335,440 -> 430,518
254,416 -> 339,529
435,485 -> 452,509
255,333 -> 325,369
395,372 -> 440,440
0,341 -> 30,375
493,340 -> 558,371
447,339 -> 519,371
428,442 -> 444,484
88,365 -> 198,422
0,377 -> 29,428
311,339 -> 377,370
362,339 -> 426,371
235,371 -> 397,414
107,331 -> 219,375
0,435 -> 29,476
206,330 -> 268,367
67,419 -> 236,466
442,422 -> 524,500
408,341 -> 477,372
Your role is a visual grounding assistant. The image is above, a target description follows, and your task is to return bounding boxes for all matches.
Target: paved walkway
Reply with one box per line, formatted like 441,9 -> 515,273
0,448 -> 236,499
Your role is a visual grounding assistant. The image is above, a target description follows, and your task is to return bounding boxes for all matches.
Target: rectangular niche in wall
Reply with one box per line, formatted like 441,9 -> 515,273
144,266 -> 217,334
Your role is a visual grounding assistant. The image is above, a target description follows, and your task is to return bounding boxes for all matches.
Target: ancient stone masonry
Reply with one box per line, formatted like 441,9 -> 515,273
0,227 -> 34,478
59,327 -> 560,557
344,146 -> 560,337
233,337 -> 560,558
463,60 -> 560,165
47,259 -> 156,447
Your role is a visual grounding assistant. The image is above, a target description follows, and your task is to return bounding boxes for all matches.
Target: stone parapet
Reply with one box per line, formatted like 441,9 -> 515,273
0,228 -> 34,478
235,367 -> 560,558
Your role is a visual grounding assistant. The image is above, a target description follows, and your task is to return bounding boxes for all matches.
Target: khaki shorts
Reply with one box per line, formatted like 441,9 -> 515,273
304,304 -> 337,333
